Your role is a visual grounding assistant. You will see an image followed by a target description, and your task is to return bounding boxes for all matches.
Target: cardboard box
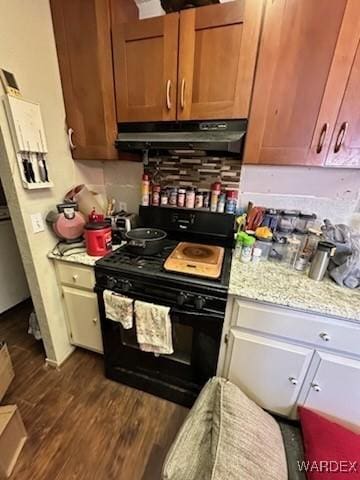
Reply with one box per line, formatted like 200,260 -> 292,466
0,343 -> 15,402
0,405 -> 27,478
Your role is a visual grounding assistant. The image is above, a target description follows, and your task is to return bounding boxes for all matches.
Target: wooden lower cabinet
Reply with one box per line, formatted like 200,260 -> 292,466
227,329 -> 313,416
303,351 -> 360,430
62,286 -> 103,354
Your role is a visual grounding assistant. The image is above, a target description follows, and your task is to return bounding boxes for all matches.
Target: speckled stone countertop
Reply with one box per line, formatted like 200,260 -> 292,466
229,257 -> 360,322
48,244 -> 122,267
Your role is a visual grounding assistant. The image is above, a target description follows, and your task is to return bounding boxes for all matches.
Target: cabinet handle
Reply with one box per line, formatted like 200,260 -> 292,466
180,79 -> 186,109
92,318 -> 97,325
311,383 -> 321,392
72,274 -> 78,282
333,121 -> 348,153
166,80 -> 172,110
319,332 -> 331,342
316,123 -> 328,154
288,377 -> 298,385
68,128 -> 76,149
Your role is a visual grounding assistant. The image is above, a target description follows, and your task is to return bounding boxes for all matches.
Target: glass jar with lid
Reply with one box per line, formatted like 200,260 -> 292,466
278,210 -> 300,234
295,213 -> 317,234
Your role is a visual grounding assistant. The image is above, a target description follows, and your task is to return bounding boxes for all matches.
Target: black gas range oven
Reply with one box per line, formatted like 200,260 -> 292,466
95,206 -> 235,407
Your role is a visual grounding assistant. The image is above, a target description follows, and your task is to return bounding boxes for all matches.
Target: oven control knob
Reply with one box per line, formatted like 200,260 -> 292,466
122,280 -> 132,292
195,296 -> 206,310
107,276 -> 117,289
177,292 -> 188,306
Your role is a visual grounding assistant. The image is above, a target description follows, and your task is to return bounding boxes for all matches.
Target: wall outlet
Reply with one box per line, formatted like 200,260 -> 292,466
119,202 -> 127,212
30,213 -> 45,233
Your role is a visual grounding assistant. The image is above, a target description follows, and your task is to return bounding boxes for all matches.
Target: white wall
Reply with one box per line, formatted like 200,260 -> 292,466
0,0 -> 105,364
240,165 -> 360,227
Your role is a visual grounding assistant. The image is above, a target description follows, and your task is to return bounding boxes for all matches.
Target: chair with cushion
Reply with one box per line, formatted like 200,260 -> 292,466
162,377 -> 306,480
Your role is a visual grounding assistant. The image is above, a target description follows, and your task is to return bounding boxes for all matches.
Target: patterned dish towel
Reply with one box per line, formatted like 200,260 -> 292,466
103,290 -> 133,329
134,300 -> 174,355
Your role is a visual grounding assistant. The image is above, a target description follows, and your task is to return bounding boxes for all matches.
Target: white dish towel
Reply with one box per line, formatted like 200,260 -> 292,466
103,290 -> 133,329
134,300 -> 174,355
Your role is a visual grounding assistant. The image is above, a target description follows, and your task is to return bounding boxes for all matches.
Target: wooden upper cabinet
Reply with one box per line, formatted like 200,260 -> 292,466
244,0 -> 360,166
325,40 -> 360,168
113,14 -> 179,122
50,0 -> 138,160
177,1 -> 263,121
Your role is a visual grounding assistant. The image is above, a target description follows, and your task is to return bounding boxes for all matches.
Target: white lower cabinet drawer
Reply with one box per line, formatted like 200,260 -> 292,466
233,299 -> 360,357
62,286 -> 103,353
57,262 -> 95,291
226,329 -> 313,417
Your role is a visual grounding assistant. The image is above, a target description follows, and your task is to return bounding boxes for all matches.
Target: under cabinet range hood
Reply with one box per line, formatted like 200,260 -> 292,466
115,120 -> 247,155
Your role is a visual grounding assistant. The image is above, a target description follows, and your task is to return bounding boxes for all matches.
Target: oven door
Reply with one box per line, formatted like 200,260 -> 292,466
97,290 -> 223,406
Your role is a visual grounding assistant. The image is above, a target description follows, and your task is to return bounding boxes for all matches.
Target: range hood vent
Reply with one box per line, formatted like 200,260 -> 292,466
115,120 -> 247,156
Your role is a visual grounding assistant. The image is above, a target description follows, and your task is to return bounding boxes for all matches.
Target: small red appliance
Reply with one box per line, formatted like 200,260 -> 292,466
84,222 -> 112,256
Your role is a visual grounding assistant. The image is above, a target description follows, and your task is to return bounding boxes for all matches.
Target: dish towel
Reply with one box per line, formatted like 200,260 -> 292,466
135,300 -> 173,355
103,290 -> 133,329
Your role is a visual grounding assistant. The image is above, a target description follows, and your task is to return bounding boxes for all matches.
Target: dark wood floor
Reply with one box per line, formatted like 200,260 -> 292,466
0,301 -> 188,480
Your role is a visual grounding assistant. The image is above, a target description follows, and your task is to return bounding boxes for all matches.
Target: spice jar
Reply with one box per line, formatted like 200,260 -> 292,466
217,191 -> 226,213
195,190 -> 204,209
185,187 -> 195,209
225,191 -> 237,214
210,182 -> 221,212
152,185 -> 160,206
177,188 -> 186,208
169,188 -> 178,207
160,189 -> 168,206
203,190 -> 211,209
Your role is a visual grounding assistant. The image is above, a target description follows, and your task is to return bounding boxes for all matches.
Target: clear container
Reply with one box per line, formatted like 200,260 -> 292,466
284,235 -> 302,268
302,227 -> 322,260
295,213 -> 317,234
195,190 -> 204,209
217,192 -> 226,213
160,189 -> 169,206
262,208 -> 280,231
269,237 -> 288,262
278,210 -> 300,234
252,247 -> 262,263
254,238 -> 272,261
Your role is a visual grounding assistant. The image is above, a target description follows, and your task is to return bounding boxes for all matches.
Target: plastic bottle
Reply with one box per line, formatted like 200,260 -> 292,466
240,235 -> 256,263
217,191 -> 226,213
141,174 -> 150,206
234,232 -> 246,259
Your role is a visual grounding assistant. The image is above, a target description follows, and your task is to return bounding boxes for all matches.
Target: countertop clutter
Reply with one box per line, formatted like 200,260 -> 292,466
48,244 -> 122,267
229,257 -> 360,322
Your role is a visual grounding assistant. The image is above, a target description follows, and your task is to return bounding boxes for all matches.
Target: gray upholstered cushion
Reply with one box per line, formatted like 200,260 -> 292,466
162,377 -> 288,480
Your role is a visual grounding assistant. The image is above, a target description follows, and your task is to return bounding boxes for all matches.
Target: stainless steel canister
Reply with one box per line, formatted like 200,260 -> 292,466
308,241 -> 336,281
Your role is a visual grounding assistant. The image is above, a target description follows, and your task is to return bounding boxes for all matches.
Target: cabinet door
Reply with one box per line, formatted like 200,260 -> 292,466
177,1 -> 263,120
113,13 -> 179,122
50,0 -> 138,160
244,0 -> 356,166
227,329 -> 313,416
62,286 -> 103,353
304,352 -> 360,429
325,41 -> 360,167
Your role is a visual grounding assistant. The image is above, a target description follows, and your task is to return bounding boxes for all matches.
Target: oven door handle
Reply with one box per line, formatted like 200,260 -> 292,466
170,307 -> 223,321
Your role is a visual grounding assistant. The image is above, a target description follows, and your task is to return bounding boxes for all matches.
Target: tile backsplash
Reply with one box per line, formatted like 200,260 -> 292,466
146,155 -> 241,192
